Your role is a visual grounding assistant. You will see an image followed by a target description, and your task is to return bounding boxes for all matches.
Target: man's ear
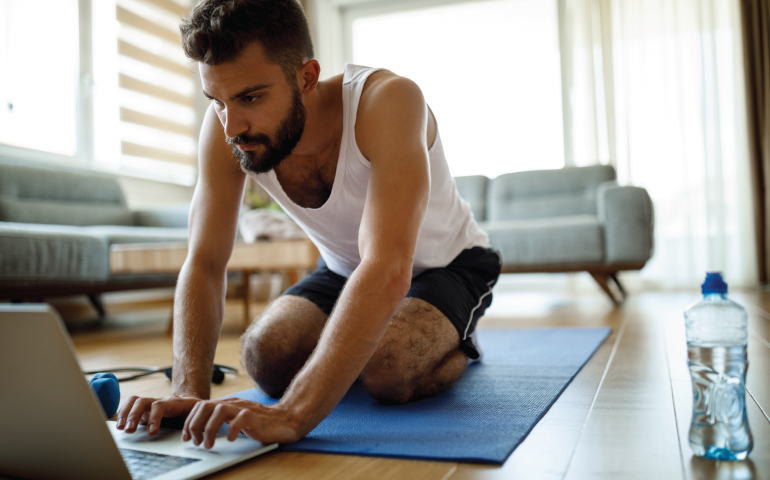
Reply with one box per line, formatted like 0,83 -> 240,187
298,59 -> 321,95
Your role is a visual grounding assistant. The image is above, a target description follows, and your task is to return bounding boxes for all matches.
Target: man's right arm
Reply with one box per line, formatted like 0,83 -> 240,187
172,103 -> 246,398
116,104 -> 245,433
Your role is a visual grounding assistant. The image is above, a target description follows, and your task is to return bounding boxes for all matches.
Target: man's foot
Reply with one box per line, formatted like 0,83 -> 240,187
467,329 -> 483,365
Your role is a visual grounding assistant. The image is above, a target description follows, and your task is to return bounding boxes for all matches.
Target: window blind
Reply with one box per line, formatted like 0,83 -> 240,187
95,0 -> 198,183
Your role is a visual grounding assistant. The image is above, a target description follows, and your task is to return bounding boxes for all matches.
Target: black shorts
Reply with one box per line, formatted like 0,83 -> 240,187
282,246 -> 502,359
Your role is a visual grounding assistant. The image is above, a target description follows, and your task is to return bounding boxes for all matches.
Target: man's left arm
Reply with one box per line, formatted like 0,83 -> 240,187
181,76 -> 431,448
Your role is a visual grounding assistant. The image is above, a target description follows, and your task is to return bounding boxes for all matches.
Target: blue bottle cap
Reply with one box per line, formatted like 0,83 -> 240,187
702,272 -> 727,295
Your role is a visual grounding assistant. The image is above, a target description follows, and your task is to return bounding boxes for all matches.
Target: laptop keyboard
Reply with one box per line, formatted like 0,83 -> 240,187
119,448 -> 200,480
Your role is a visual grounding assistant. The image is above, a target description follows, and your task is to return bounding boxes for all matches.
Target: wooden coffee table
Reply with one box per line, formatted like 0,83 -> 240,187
109,239 -> 320,331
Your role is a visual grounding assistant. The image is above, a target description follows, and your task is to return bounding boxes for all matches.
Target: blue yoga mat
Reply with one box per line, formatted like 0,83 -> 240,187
222,327 -> 610,464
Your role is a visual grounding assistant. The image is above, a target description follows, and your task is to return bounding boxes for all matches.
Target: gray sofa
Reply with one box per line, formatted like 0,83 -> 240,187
0,162 -> 190,315
455,165 -> 654,303
1,162 -> 651,312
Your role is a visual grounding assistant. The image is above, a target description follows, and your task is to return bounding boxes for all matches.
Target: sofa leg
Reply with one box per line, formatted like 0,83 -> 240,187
609,273 -> 627,299
87,293 -> 106,320
589,272 -> 621,306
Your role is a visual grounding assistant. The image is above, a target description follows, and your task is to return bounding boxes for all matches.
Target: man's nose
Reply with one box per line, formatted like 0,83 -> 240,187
221,107 -> 249,139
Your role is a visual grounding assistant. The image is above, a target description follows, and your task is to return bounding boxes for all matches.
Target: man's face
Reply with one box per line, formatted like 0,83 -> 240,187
227,84 -> 305,174
200,43 -> 306,174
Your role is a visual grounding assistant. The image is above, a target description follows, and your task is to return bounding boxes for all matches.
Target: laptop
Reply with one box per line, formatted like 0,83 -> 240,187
0,304 -> 278,480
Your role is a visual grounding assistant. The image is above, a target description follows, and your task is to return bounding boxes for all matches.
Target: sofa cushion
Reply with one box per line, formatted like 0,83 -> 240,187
0,163 -> 132,226
133,205 -> 190,228
487,165 -> 616,222
454,175 -> 488,221
0,222 -> 190,284
84,226 -> 188,245
0,222 -> 109,282
0,197 -> 134,227
481,215 -> 604,266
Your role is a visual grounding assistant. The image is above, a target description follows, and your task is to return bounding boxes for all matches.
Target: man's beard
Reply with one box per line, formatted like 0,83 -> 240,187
227,87 -> 306,175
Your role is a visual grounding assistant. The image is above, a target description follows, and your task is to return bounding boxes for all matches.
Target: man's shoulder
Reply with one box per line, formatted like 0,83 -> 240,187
355,70 -> 426,157
358,70 -> 423,114
352,68 -> 429,160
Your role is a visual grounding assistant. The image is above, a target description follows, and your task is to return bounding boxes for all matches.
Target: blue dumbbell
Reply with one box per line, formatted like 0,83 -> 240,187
89,372 -> 121,418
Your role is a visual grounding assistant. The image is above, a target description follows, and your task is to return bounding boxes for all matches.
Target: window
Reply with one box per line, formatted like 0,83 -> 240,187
348,0 -> 565,178
93,0 -> 197,185
0,0 -> 198,185
0,0 -> 80,156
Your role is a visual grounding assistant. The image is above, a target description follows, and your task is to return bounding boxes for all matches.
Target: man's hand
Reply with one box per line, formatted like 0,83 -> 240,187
182,398 -> 300,448
116,396 -> 300,448
116,396 -> 200,435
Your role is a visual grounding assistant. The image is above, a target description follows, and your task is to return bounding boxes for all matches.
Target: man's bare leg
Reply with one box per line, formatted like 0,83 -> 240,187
360,297 -> 468,405
242,296 -> 468,403
240,295 -> 327,398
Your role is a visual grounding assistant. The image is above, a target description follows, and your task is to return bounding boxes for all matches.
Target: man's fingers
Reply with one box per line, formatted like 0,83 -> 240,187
147,397 -> 188,435
126,397 -> 155,433
116,396 -> 140,430
189,401 -> 217,446
203,404 -> 236,449
118,396 -> 202,436
147,401 -> 168,435
183,401 -> 211,445
227,409 -> 254,442
182,401 -> 203,442
180,400 -> 266,447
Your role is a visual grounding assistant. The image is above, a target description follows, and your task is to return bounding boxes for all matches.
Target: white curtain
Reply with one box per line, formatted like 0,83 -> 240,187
563,0 -> 758,289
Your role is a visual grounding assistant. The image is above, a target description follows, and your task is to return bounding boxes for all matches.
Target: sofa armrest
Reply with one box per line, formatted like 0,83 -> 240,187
133,205 -> 190,229
597,183 -> 654,265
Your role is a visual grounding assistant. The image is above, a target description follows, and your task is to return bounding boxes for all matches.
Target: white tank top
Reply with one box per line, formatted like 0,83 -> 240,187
253,63 -> 489,278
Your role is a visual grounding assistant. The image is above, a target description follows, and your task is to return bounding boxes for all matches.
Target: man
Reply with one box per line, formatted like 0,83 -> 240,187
116,0 -> 500,449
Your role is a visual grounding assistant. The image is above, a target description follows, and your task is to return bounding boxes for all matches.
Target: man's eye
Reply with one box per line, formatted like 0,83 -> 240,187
243,95 -> 260,103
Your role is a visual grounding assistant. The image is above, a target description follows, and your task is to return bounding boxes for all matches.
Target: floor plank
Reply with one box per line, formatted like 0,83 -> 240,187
562,296 -> 684,480
212,451 -> 456,480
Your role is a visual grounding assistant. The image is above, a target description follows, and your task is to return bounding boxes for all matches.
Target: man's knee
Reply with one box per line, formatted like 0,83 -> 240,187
240,296 -> 327,398
359,364 -> 413,405
359,349 -> 467,405
359,300 -> 468,404
360,325 -> 426,404
241,328 -> 298,398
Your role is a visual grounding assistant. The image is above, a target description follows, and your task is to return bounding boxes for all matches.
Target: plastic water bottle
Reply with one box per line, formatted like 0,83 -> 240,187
684,272 -> 753,460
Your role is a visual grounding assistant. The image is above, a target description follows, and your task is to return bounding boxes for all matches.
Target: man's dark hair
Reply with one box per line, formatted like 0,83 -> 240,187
180,0 -> 314,83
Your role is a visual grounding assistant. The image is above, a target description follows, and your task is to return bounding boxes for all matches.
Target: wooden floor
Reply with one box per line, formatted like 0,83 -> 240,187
36,288 -> 770,479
